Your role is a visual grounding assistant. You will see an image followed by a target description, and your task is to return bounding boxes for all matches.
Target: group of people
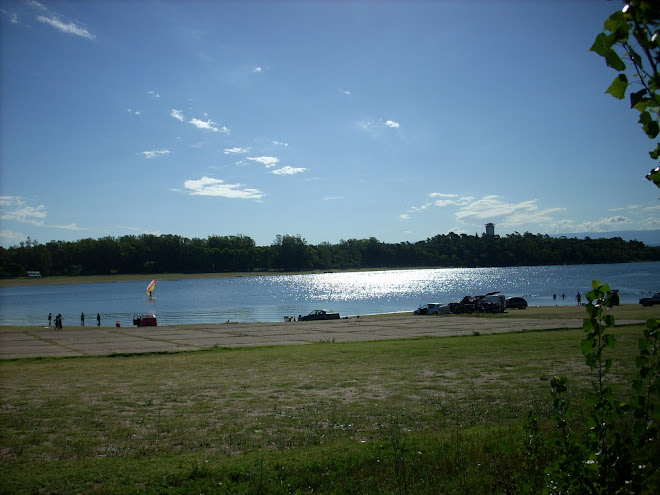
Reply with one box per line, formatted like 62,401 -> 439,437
48,312 -> 101,329
552,292 -> 583,305
48,313 -> 63,329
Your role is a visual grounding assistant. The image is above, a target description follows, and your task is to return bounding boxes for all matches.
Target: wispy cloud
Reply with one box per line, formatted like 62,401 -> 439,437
224,147 -> 249,154
359,118 -> 402,135
148,90 -> 160,99
0,229 -> 27,247
127,108 -> 141,116
272,166 -> 306,175
454,195 -> 562,225
171,109 -> 184,121
0,196 -> 47,225
36,15 -> 95,39
252,66 -> 263,73
272,140 -> 288,147
247,156 -> 279,168
140,149 -> 170,159
180,176 -> 264,200
1,9 -> 19,24
54,223 -> 85,231
189,118 -> 229,133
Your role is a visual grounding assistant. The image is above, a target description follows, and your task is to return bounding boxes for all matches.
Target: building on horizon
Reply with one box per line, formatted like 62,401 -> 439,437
485,223 -> 495,236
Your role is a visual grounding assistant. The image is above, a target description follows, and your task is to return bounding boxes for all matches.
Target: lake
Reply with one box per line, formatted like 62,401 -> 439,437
0,262 -> 658,327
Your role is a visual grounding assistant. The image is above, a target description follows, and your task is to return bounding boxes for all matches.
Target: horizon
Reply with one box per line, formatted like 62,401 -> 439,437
6,228 -> 660,250
2,1 -> 659,249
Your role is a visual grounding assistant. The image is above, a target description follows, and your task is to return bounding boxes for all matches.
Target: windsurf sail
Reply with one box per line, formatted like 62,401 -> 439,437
146,279 -> 156,296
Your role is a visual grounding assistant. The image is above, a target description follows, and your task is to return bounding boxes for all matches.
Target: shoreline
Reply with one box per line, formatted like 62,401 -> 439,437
0,304 -> 656,332
1,305 -> 657,360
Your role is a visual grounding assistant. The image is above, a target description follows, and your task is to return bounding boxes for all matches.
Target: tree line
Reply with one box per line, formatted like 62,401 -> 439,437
1,232 -> 659,278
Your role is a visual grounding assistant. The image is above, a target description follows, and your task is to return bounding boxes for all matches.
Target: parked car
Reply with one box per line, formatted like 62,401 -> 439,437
414,303 -> 451,315
298,309 -> 340,321
639,292 -> 660,307
415,303 -> 439,315
133,313 -> 157,326
505,297 -> 528,310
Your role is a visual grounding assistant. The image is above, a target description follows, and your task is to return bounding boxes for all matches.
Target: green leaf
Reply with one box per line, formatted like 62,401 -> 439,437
604,11 -> 628,37
581,339 -> 593,356
638,337 -> 651,352
644,120 -> 659,139
585,392 -> 599,407
630,89 -> 649,110
590,32 -> 613,56
606,74 -> 628,99
646,166 -> 660,187
649,143 -> 660,160
605,49 -> 626,71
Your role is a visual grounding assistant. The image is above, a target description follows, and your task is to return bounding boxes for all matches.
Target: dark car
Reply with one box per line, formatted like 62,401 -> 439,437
505,297 -> 528,310
639,292 -> 660,307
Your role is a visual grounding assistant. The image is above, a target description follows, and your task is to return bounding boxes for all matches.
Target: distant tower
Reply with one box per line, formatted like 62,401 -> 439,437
485,223 -> 495,236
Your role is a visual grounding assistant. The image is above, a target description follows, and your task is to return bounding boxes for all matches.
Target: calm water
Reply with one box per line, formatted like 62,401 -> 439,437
0,263 -> 658,326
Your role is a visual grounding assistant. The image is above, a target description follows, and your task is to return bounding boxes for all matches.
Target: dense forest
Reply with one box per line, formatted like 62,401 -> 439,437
1,232 -> 659,278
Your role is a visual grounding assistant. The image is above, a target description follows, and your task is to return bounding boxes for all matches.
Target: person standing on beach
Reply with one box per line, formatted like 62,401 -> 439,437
576,292 -> 582,306
97,313 -> 101,326
56,313 -> 62,329
81,312 -> 85,326
48,313 -> 52,326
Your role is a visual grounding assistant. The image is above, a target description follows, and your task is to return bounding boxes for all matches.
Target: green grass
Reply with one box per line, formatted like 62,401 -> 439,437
0,324 -> 648,494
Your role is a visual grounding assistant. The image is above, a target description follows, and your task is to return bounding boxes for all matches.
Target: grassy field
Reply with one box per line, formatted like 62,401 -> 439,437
0,309 -> 652,494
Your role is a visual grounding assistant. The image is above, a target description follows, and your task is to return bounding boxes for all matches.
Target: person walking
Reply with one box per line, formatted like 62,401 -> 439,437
576,292 -> 582,306
81,312 -> 85,326
97,313 -> 101,326
48,313 -> 52,326
56,313 -> 62,329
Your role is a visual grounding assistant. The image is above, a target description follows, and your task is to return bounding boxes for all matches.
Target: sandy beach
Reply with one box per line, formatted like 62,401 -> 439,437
1,305 -> 654,360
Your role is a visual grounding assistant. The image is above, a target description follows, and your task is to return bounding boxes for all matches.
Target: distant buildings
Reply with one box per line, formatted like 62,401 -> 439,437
485,223 -> 495,236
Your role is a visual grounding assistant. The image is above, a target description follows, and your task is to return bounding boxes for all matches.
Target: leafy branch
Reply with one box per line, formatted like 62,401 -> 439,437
590,1 -> 660,187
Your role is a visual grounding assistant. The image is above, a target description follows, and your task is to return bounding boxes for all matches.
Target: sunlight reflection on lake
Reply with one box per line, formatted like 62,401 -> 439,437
1,263 -> 658,326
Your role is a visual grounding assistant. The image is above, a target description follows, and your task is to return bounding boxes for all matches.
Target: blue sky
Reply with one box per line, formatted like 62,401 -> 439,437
1,0 -> 658,249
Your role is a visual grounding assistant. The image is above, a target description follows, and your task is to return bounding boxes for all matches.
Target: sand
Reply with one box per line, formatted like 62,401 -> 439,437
0,308 -> 649,360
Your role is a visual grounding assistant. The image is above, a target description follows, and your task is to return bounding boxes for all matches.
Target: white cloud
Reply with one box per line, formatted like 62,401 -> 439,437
171,109 -> 184,121
0,196 -> 47,225
455,196 -> 534,221
1,10 -> 19,24
0,230 -> 27,247
385,120 -> 400,128
639,216 -> 660,229
36,15 -> 95,39
26,1 -> 47,11
189,117 -> 229,133
140,149 -> 170,159
127,108 -> 141,115
430,193 -> 458,198
339,89 -> 351,95
247,156 -> 279,168
148,90 -> 160,98
54,223 -> 85,231
224,147 -> 249,154
400,214 -> 410,220
252,66 -> 263,73
182,176 -> 264,200
272,140 -> 289,147
272,166 -> 306,175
